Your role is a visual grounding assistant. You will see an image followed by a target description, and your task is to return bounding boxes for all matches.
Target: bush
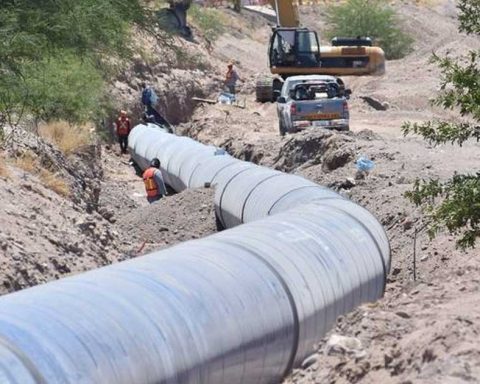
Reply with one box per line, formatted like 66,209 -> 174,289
402,0 -> 480,249
0,0 -> 168,134
325,0 -> 413,60
0,153 -> 10,179
13,149 -> 70,196
14,151 -> 38,174
39,169 -> 70,197
39,121 -> 94,154
23,54 -> 105,125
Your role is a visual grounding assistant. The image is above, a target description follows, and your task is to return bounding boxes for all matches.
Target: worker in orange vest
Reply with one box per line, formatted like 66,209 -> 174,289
224,61 -> 241,95
143,158 -> 167,203
115,110 -> 131,154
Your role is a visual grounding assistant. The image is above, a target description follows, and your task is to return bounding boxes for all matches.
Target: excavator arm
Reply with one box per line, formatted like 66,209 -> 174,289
268,0 -> 326,27
268,0 -> 300,27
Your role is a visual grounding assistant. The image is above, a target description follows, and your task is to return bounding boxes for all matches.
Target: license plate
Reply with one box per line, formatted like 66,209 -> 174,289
313,120 -> 331,127
305,113 -> 340,120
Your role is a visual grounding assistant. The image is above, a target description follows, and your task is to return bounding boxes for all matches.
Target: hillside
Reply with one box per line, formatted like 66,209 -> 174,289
0,0 -> 479,382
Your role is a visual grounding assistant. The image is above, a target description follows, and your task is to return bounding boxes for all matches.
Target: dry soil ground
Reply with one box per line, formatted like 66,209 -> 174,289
0,0 -> 479,383
181,1 -> 480,382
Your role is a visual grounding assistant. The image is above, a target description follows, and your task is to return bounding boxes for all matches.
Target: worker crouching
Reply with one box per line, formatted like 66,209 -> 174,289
143,158 -> 168,203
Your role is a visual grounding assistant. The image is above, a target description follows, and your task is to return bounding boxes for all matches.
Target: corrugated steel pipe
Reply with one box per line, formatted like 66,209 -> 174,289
0,124 -> 390,383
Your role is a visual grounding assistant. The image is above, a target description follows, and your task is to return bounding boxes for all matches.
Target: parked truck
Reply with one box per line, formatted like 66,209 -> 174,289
276,75 -> 351,135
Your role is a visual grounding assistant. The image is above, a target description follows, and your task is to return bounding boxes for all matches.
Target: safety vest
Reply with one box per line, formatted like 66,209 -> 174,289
143,168 -> 158,198
117,117 -> 130,135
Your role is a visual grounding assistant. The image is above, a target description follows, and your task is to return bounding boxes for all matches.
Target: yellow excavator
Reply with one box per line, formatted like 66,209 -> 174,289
170,0 -> 385,101
255,0 -> 386,101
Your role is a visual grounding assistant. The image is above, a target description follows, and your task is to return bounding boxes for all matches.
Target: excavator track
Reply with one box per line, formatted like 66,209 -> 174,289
256,76 -> 284,103
256,76 -> 274,102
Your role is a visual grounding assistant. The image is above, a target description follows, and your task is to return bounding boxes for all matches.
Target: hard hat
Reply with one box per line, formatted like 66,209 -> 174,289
150,158 -> 160,168
120,110 -> 127,116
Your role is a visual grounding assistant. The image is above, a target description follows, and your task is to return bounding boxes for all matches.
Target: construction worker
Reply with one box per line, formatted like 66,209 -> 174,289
225,61 -> 241,95
143,158 -> 168,203
140,82 -> 170,127
115,110 -> 131,154
140,82 -> 172,127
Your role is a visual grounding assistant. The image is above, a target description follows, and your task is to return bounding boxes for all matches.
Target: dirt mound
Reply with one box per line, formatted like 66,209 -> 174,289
6,129 -> 102,209
285,265 -> 480,384
0,131 -> 122,293
273,129 -> 355,172
115,188 -> 216,255
0,127 -> 219,294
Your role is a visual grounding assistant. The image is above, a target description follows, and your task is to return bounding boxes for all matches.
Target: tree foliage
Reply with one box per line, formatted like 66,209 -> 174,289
458,0 -> 480,35
23,55 -> 104,124
0,0 -> 164,135
402,0 -> 480,249
325,0 -> 413,60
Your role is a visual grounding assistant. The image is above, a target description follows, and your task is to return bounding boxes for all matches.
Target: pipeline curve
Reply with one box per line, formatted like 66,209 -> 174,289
0,124 -> 390,383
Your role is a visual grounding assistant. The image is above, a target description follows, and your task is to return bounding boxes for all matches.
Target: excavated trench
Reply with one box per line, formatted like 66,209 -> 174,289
0,124 -> 390,383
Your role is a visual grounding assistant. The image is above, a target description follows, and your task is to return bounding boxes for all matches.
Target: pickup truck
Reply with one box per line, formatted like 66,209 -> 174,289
276,75 -> 351,136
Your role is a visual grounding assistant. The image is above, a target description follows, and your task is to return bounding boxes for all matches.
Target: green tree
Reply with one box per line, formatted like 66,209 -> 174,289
23,54 -> 104,124
0,0 -> 166,136
402,0 -> 480,249
325,0 -> 413,60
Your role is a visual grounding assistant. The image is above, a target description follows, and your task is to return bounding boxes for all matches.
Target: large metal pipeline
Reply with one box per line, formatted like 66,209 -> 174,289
129,124 -> 389,266
0,124 -> 390,383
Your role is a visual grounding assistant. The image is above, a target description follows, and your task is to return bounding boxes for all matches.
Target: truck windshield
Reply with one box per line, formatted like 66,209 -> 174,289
292,83 -> 338,100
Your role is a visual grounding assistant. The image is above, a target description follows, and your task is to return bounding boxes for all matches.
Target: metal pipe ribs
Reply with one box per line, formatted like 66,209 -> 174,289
0,125 -> 390,383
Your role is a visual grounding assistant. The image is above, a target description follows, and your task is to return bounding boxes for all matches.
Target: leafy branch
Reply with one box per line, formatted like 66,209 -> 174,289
402,0 -> 480,248
406,174 -> 480,249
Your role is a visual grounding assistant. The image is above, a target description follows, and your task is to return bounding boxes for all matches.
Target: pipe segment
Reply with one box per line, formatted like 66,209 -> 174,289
0,125 -> 390,383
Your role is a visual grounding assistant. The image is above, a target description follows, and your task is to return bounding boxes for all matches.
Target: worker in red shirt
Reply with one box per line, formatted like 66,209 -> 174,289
225,61 -> 241,95
143,158 -> 168,203
115,110 -> 131,154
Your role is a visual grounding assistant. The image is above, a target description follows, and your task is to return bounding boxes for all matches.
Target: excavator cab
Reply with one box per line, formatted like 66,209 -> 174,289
269,27 -> 321,69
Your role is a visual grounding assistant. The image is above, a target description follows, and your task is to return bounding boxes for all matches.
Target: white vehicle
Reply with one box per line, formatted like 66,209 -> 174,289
276,75 -> 351,136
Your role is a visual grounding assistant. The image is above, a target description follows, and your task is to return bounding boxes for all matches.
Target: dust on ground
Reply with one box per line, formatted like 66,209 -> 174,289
115,187 -> 216,255
0,1 -> 479,383
180,1 -> 480,382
